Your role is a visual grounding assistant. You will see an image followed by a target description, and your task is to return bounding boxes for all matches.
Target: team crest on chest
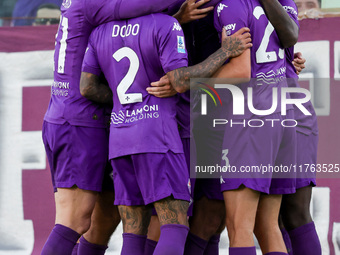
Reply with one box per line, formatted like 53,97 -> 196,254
62,0 -> 72,9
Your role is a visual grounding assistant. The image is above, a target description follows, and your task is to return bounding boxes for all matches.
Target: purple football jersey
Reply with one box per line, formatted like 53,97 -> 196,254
44,0 -> 180,128
280,0 -> 318,135
82,14 -> 188,158
214,0 -> 291,118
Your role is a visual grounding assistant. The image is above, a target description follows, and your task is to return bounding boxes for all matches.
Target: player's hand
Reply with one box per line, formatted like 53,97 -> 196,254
147,75 -> 177,98
293,52 -> 306,75
222,27 -> 252,58
173,0 -> 214,25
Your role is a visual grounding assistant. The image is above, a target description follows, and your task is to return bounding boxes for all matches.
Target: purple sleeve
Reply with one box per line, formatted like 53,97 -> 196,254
164,0 -> 220,16
84,0 -> 121,26
157,17 -> 188,73
118,0 -> 180,19
279,0 -> 300,29
84,0 -> 180,25
82,35 -> 101,76
200,0 -> 222,9
214,0 -> 248,36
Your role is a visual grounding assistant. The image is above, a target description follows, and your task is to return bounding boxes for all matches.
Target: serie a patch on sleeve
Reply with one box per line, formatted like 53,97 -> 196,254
177,36 -> 186,53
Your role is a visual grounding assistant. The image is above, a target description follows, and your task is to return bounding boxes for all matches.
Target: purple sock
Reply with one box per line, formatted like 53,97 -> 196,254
203,235 -> 220,255
281,228 -> 293,255
153,224 -> 189,255
144,239 -> 158,255
229,246 -> 257,255
264,253 -> 288,255
71,243 -> 79,255
121,233 -> 147,255
41,224 -> 80,255
78,236 -> 107,255
184,232 -> 208,255
288,222 -> 322,255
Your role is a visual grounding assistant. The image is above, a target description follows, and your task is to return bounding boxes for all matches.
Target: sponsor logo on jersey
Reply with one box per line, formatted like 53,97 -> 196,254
217,3 -> 228,17
224,23 -> 236,35
62,0 -> 72,9
177,36 -> 186,53
172,22 -> 182,31
111,104 -> 160,125
283,5 -> 298,17
197,82 -> 223,113
51,80 -> 69,97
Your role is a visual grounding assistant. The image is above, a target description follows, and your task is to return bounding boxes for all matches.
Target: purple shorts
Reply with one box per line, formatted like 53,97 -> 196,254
295,132 -> 318,189
111,151 -> 190,206
220,111 -> 297,195
42,121 -> 113,193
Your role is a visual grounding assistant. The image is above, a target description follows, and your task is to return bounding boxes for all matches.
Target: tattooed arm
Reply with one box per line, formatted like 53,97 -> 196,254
80,72 -> 113,105
167,27 -> 252,93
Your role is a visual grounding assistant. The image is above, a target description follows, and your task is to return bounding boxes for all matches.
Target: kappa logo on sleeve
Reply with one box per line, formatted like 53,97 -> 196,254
177,36 -> 186,53
217,3 -> 228,17
172,22 -> 182,31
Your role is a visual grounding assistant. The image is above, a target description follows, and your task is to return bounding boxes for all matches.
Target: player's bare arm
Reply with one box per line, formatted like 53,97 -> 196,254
167,27 -> 252,93
259,0 -> 299,48
293,52 -> 306,75
173,0 -> 214,24
80,72 -> 113,105
146,75 -> 177,98
212,48 -> 251,82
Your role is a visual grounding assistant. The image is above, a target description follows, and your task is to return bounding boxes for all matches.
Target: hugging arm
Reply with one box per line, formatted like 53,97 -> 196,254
80,72 -> 113,105
167,27 -> 252,93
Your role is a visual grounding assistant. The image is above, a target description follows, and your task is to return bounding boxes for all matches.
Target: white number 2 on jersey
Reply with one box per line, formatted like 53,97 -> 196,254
56,16 -> 68,74
253,6 -> 284,64
113,47 -> 142,105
